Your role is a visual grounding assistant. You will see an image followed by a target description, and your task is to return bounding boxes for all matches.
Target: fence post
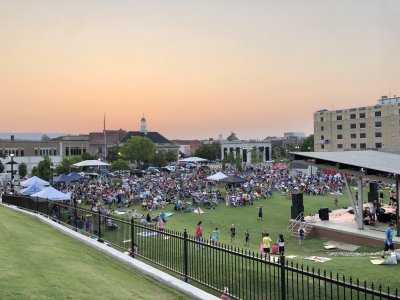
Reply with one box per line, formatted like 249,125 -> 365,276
98,210 -> 102,242
73,199 -> 78,231
131,217 -> 135,258
46,200 -> 49,217
184,229 -> 188,283
56,202 -> 61,224
280,255 -> 286,300
36,197 -> 38,213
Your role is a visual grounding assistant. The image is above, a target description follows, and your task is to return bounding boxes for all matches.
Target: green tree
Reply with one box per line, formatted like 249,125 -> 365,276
250,147 -> 262,164
37,156 -> 52,180
56,156 -> 82,174
226,132 -> 239,141
194,143 -> 220,161
300,134 -> 314,152
111,159 -> 131,171
152,151 -> 167,168
31,166 -> 38,176
81,152 -> 96,160
272,146 -> 283,161
41,134 -> 50,141
0,160 -> 4,173
120,136 -> 156,167
106,146 -> 120,162
164,150 -> 177,163
18,162 -> 28,178
235,154 -> 243,172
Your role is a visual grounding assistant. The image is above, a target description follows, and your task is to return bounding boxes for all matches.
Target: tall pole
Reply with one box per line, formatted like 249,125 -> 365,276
10,154 -> 14,182
103,113 -> 107,162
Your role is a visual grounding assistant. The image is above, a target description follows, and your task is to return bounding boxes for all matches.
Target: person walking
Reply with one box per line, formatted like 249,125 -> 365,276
230,224 -> 236,244
258,205 -> 263,221
382,223 -> 396,259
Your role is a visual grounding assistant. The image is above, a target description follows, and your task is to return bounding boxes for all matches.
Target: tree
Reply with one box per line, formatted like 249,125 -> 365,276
194,143 -> 220,161
250,147 -> 262,164
300,134 -> 314,152
164,150 -> 177,163
0,160 -> 4,173
37,156 -> 52,181
235,154 -> 243,172
56,156 -> 82,174
18,162 -> 27,178
111,159 -> 131,171
272,146 -> 284,161
31,166 -> 38,176
107,146 -> 121,162
120,136 -> 156,167
81,152 -> 96,160
226,132 -> 239,141
152,151 -> 167,168
41,134 -> 50,141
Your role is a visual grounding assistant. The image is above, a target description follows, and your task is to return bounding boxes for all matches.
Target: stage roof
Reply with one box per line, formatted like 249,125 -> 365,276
291,150 -> 400,179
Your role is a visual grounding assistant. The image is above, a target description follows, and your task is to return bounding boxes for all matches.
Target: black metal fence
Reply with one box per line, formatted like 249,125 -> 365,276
2,194 -> 399,300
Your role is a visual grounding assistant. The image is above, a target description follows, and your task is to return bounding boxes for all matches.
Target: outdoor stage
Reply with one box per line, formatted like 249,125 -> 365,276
308,205 -> 400,248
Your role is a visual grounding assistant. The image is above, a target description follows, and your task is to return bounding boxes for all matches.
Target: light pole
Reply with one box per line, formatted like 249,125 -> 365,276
50,164 -> 55,186
10,153 -> 15,182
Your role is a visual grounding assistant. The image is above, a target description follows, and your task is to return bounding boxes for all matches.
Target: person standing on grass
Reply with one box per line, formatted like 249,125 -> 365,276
195,221 -> 203,248
230,224 -> 236,244
213,227 -> 220,244
262,232 -> 272,260
277,233 -> 287,255
382,223 -> 396,259
334,197 -> 338,208
245,229 -> 250,246
258,205 -> 263,221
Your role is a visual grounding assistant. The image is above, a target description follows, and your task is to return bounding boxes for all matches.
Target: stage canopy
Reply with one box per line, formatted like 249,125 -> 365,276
31,186 -> 71,201
179,157 -> 208,163
207,172 -> 228,181
20,176 -> 50,188
72,160 -> 110,167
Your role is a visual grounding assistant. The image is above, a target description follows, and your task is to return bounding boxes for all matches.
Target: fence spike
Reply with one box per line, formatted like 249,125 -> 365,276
378,284 -> 382,293
371,282 -> 374,291
387,286 -> 390,296
349,276 -> 352,285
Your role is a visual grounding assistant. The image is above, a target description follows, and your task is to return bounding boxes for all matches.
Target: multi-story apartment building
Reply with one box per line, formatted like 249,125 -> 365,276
314,96 -> 400,152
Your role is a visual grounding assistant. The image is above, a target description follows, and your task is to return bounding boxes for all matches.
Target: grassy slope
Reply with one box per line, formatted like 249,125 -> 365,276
0,205 -> 189,300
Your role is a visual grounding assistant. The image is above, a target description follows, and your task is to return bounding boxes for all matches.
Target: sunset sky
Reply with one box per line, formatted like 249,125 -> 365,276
1,1 -> 399,140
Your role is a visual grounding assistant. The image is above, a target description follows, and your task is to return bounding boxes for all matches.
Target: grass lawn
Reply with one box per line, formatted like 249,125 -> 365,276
0,205 -> 190,300
109,188 -> 400,291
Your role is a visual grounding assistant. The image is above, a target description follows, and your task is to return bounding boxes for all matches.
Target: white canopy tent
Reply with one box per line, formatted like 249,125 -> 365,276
179,157 -> 208,163
20,176 -> 50,188
31,186 -> 71,201
207,172 -> 228,181
72,160 -> 110,167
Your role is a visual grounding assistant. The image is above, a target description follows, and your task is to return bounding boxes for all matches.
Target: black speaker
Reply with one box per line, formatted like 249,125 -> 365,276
319,208 -> 329,220
292,193 -> 303,208
368,191 -> 378,202
369,182 -> 378,193
291,205 -> 304,219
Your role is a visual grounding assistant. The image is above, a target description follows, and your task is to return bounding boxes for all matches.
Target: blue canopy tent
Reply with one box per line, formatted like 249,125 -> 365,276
19,181 -> 45,196
68,172 -> 84,181
54,174 -> 72,183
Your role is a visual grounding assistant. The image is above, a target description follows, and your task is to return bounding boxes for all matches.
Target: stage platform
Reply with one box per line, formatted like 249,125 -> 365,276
308,205 -> 400,248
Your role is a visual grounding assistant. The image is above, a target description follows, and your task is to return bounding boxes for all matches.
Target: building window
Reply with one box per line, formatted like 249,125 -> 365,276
53,149 -> 57,156
21,149 -> 24,157
359,113 -> 365,118
375,121 -> 382,128
376,143 -> 382,148
351,144 -> 357,149
350,114 -> 356,119
66,147 -> 69,156
360,143 -> 366,149
321,145 -> 325,149
360,133 -> 366,138
321,135 -> 324,140
337,115 -> 342,121
351,133 -> 356,139
360,123 -> 366,129
337,134 -> 343,139
375,132 -> 382,138
375,111 -> 381,117
337,124 -> 342,130
350,124 -> 356,129
34,149 -> 38,156
321,126 -> 324,131
337,144 -> 343,149
320,117 -> 324,122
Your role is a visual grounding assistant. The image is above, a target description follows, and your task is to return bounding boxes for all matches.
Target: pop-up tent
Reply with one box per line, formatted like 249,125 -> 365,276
219,175 -> 247,184
207,172 -> 228,181
54,174 -> 72,183
31,186 -> 71,201
179,157 -> 208,163
19,181 -> 45,196
20,176 -> 50,187
68,172 -> 84,181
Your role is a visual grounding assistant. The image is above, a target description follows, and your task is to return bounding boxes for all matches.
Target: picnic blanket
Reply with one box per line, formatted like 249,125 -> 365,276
137,231 -> 158,237
304,256 -> 332,263
164,212 -> 174,217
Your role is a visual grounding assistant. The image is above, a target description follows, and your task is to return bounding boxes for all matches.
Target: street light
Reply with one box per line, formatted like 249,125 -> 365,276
10,153 -> 14,182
